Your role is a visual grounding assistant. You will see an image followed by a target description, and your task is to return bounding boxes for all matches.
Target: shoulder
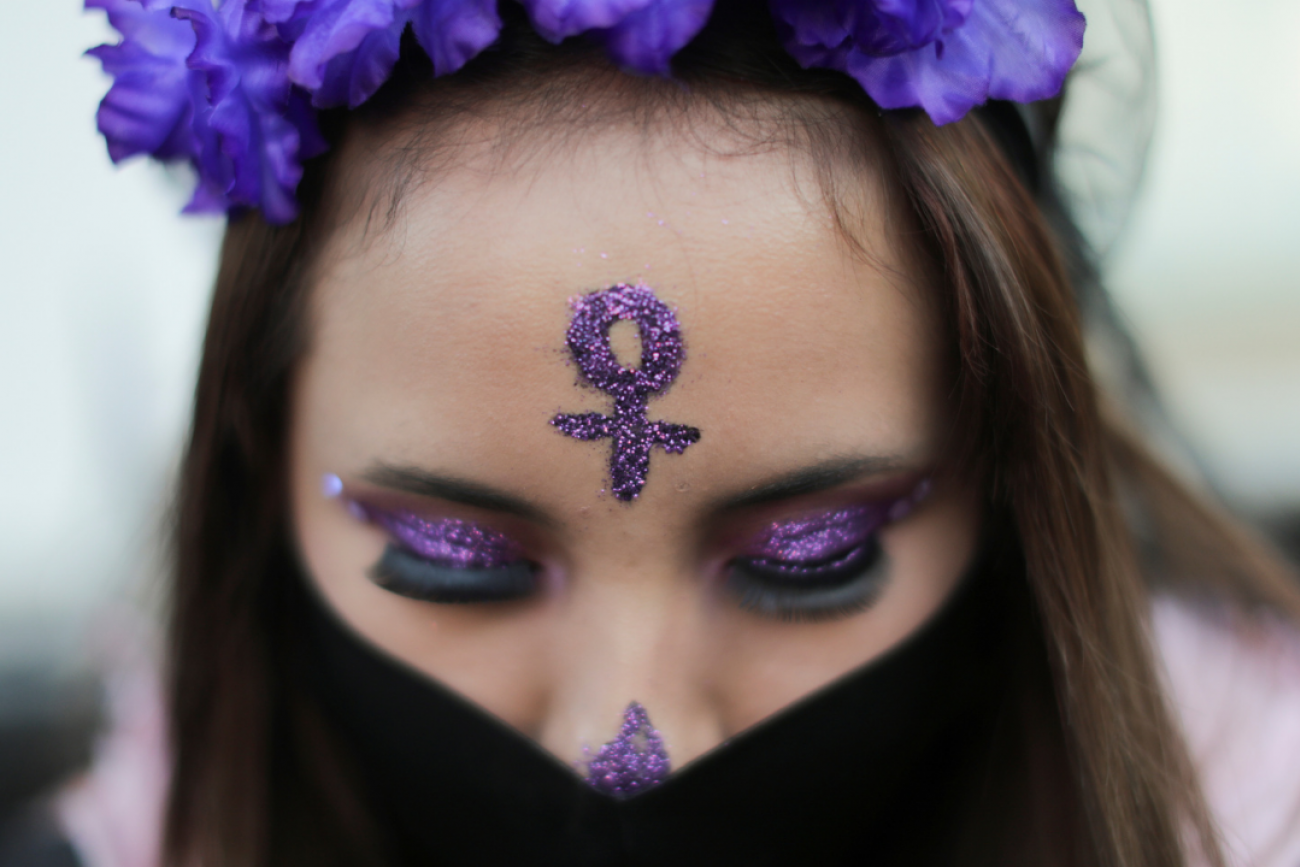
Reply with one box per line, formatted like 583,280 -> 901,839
1152,594 -> 1300,867
52,658 -> 167,867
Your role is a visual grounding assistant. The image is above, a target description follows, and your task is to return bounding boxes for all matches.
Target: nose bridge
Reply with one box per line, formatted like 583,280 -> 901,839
538,552 -> 723,773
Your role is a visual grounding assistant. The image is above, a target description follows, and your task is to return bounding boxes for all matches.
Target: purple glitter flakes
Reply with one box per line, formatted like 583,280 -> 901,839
551,283 -> 701,501
354,504 -> 522,569
750,504 -> 887,565
745,481 -> 934,572
585,702 -> 671,798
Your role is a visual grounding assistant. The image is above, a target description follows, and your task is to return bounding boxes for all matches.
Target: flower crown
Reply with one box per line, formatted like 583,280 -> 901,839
87,0 -> 1085,224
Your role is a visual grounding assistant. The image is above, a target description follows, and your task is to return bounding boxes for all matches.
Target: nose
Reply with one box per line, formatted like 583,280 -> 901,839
535,565 -> 726,780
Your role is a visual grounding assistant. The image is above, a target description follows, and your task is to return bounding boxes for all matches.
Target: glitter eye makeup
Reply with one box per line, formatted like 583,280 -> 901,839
727,484 -> 931,621
551,283 -> 701,502
351,502 -> 538,604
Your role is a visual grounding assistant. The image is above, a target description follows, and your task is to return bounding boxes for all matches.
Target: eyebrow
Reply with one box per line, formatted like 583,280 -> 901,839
710,455 -> 915,513
361,463 -> 553,525
362,454 -> 913,523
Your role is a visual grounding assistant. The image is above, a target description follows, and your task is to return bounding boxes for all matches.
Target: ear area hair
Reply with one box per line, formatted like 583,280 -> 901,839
880,111 -> 1233,867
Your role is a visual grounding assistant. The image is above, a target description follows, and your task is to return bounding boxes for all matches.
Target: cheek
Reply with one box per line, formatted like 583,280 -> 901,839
704,478 -> 980,731
288,403 -> 380,620
288,424 -> 559,728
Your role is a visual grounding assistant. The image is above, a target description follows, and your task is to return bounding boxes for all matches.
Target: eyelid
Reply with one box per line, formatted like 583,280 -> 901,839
746,504 -> 884,562
350,501 -> 525,569
741,479 -> 932,564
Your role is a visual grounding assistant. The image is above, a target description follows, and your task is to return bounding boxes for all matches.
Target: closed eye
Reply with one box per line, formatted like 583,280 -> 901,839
354,503 -> 539,604
724,484 -> 929,622
728,535 -> 888,622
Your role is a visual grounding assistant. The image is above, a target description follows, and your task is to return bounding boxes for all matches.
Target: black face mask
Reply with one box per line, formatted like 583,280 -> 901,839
299,543 -> 1032,867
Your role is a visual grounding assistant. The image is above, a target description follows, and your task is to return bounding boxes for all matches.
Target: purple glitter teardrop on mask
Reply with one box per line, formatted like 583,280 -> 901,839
550,283 -> 701,502
584,702 -> 671,798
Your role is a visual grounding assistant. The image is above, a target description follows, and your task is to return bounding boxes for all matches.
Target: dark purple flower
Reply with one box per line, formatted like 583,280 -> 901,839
521,0 -> 710,75
843,0 -> 972,56
255,0 -> 308,23
770,0 -> 1084,124
520,0 -> 651,42
273,0 -> 500,108
272,0 -> 408,107
409,0 -> 502,77
175,0 -> 325,222
85,0 -> 204,163
602,0 -> 712,75
770,2 -> 852,69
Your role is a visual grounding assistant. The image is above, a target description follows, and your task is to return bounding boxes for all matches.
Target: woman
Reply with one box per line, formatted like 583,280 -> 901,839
15,0 -> 1300,864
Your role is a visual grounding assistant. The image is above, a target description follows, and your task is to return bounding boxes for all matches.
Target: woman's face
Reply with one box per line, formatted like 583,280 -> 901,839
290,105 -> 979,771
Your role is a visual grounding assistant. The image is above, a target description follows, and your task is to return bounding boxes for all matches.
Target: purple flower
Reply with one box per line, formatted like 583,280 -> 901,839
255,0 -> 308,22
520,0 -> 651,42
89,0 -> 325,222
603,0 -> 713,75
770,0 -> 1084,124
520,0 -> 712,75
271,0 -> 500,108
89,0 -> 1087,226
270,0 -> 409,107
85,0 -> 203,162
410,0 -> 502,77
848,0 -> 972,56
175,0 -> 326,222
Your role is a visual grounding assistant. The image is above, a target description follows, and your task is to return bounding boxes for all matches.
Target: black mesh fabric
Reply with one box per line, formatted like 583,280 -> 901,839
300,542 -> 1026,867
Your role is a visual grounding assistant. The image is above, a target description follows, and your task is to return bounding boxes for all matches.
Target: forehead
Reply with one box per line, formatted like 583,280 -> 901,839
302,113 -> 943,512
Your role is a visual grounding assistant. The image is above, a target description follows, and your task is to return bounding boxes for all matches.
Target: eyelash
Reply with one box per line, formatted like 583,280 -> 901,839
726,535 -> 889,623
370,544 -> 538,604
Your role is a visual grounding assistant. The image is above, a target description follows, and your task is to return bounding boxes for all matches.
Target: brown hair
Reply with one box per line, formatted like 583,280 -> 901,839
164,5 -> 1300,865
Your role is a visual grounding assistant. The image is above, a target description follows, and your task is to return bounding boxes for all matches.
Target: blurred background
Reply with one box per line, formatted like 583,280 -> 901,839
0,0 -> 1297,834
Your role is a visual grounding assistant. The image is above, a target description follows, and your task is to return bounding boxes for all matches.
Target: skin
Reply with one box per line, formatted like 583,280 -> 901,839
289,99 -> 980,772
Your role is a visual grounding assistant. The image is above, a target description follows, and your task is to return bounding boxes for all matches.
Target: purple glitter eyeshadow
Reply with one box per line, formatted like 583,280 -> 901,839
750,504 -> 887,566
551,283 -> 701,502
585,702 -> 671,798
747,482 -> 934,569
355,504 -> 522,569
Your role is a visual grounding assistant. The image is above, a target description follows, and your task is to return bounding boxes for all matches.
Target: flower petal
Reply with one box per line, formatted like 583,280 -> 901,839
409,0 -> 502,77
313,21 -> 405,106
175,0 -> 322,223
847,38 -> 988,124
284,0 -> 398,92
257,0 -> 308,24
774,0 -> 1083,125
520,0 -> 653,43
970,0 -> 1085,103
767,0 -> 853,69
85,0 -> 201,162
601,0 -> 713,76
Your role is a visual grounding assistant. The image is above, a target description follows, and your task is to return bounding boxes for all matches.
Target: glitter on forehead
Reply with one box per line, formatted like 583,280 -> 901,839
355,504 -> 522,570
584,702 -> 671,799
551,283 -> 701,502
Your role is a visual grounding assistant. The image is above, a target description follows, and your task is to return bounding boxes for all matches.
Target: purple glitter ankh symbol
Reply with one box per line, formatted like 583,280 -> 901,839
551,283 -> 701,501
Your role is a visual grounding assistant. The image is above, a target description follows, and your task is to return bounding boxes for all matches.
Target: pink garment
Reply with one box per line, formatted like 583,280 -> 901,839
1153,596 -> 1300,866
54,618 -> 166,867
54,597 -> 1300,867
